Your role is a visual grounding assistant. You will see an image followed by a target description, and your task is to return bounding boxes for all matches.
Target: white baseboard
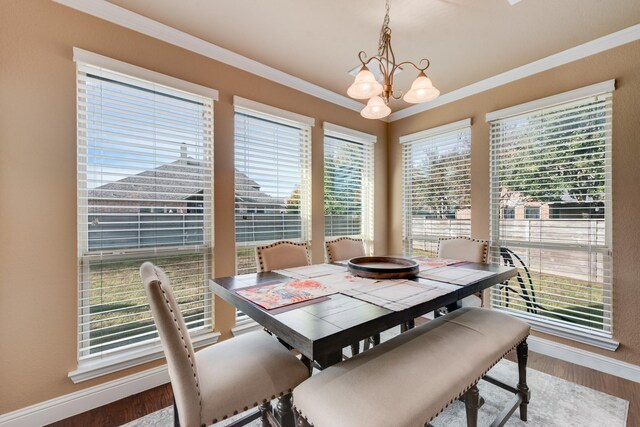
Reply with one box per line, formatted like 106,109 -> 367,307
528,335 -> 640,383
0,365 -> 170,427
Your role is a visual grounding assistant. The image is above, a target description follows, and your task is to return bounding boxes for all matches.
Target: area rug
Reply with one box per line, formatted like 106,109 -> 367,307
124,356 -> 628,427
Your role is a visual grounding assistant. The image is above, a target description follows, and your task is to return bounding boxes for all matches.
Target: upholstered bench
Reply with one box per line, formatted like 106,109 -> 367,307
293,307 -> 531,427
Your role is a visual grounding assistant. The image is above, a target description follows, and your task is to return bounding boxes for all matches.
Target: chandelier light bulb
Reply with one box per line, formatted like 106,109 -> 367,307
361,95 -> 391,119
347,67 -> 383,99
403,72 -> 440,104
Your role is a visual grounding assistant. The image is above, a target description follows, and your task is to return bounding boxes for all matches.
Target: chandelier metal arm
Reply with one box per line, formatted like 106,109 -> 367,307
394,58 -> 431,73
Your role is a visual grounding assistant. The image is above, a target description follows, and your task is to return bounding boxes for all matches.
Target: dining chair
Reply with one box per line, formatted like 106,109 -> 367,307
256,240 -> 310,272
325,237 -> 366,262
325,236 -> 379,355
438,236 -> 489,308
140,262 -> 309,427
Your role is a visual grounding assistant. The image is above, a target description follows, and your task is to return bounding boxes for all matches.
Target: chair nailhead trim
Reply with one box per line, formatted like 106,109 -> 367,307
438,236 -> 490,264
294,334 -> 530,427
325,236 -> 364,263
153,267 -> 203,421
255,240 -> 310,272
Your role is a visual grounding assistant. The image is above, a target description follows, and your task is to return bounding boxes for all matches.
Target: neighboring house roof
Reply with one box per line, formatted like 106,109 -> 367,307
89,158 -> 284,207
88,159 -> 202,201
235,170 -> 285,207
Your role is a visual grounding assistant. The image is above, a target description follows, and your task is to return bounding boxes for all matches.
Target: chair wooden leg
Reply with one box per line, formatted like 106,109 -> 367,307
464,384 -> 480,427
276,393 -> 295,427
173,398 -> 180,427
301,355 -> 313,376
372,333 -> 380,346
259,402 -> 271,427
350,342 -> 360,356
516,340 -> 531,421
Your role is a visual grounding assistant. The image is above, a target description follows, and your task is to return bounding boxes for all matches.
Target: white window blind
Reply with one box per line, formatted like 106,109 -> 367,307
76,61 -> 214,361
324,125 -> 375,251
401,120 -> 471,257
234,103 -> 312,275
488,85 -> 613,345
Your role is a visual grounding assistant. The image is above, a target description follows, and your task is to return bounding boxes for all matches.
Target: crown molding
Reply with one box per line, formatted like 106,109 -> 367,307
52,1 -> 639,123
52,0 -> 365,113
388,24 -> 640,122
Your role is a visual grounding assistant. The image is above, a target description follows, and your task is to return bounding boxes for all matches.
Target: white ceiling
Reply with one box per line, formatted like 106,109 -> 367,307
107,0 -> 640,112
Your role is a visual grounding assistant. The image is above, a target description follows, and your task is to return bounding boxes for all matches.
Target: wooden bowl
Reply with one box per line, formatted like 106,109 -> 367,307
347,256 -> 419,279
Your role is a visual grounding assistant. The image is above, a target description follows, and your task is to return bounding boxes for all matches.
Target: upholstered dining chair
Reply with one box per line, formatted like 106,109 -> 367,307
256,240 -> 310,272
325,237 -> 366,263
325,236 -> 378,355
140,262 -> 309,427
438,236 -> 489,308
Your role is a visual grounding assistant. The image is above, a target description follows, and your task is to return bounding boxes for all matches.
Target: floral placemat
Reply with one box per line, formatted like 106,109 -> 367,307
236,279 -> 338,310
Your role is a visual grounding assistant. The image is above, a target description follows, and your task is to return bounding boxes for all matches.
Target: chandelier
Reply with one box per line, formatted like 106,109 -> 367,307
347,0 -> 440,119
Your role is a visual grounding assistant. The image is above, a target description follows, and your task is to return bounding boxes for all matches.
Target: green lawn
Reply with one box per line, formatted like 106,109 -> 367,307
84,253 -> 209,355
410,245 -> 606,331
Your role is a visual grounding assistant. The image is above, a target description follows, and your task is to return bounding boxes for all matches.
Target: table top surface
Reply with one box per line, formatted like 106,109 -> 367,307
210,260 -> 517,364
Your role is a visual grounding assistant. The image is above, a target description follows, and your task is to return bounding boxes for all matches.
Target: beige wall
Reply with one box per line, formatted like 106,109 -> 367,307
0,1 -> 387,413
2,0 -> 639,416
388,41 -> 640,365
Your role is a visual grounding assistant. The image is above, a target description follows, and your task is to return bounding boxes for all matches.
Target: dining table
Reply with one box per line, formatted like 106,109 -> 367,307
209,258 -> 517,372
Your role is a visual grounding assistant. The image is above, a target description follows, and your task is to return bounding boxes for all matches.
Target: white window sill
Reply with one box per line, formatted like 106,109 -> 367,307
69,331 -> 220,383
494,308 -> 619,351
232,319 -> 262,336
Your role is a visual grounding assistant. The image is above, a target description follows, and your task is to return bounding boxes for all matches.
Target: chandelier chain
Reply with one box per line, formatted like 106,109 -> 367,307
377,0 -> 391,56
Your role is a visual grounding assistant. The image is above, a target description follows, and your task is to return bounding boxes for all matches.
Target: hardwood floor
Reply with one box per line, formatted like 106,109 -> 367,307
49,350 -> 638,427
47,383 -> 173,427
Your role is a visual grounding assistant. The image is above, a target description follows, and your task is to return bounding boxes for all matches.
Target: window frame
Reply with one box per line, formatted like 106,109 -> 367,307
400,119 -> 472,257
71,49 -> 220,381
487,81 -> 617,350
323,122 -> 376,254
232,98 -> 314,330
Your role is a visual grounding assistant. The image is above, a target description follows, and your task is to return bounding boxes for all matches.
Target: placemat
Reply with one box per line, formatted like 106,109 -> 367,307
341,278 -> 456,311
236,279 -> 337,310
418,265 -> 496,285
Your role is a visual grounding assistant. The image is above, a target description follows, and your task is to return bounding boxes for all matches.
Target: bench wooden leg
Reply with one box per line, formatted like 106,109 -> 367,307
516,340 -> 531,421
276,393 -> 295,427
465,384 -> 480,427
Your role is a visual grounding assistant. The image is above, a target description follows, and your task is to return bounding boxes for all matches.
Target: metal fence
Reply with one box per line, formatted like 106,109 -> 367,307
88,213 -> 204,251
408,217 -> 607,283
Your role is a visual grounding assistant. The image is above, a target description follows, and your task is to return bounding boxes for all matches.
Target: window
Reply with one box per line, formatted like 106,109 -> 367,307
234,97 -> 313,275
525,207 -> 540,219
401,119 -> 472,257
503,208 -> 516,219
488,81 -> 614,347
75,49 -> 216,366
324,123 -> 375,251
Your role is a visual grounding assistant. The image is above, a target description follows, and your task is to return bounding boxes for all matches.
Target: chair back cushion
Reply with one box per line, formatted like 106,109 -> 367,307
140,262 -> 201,427
438,237 -> 488,264
325,237 -> 366,262
256,241 -> 310,272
